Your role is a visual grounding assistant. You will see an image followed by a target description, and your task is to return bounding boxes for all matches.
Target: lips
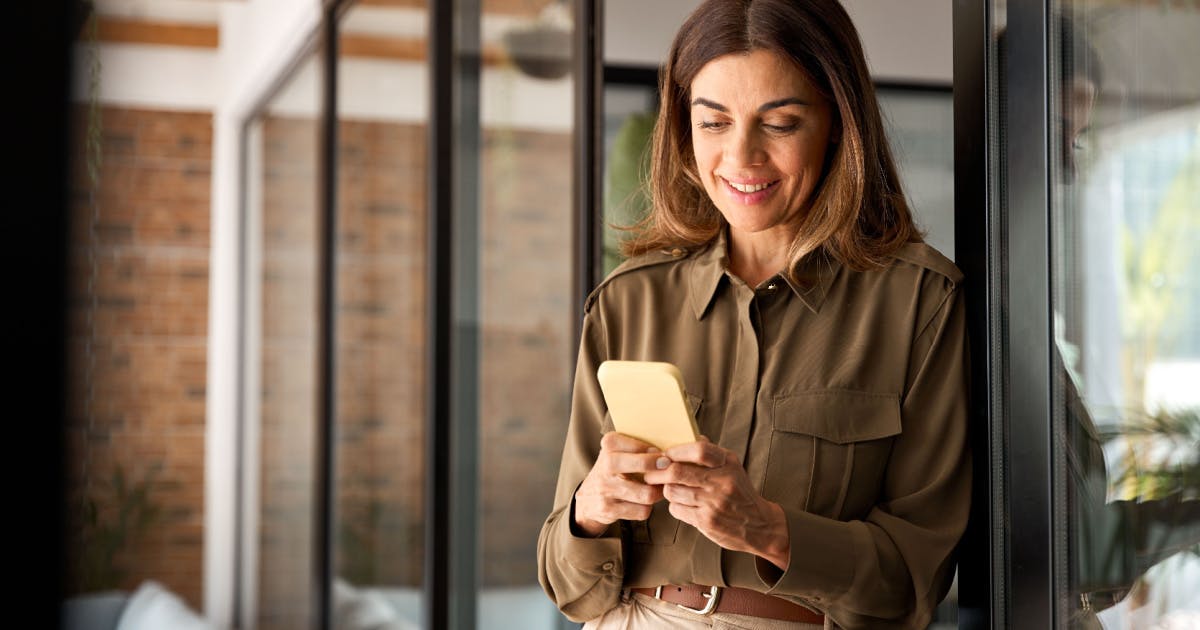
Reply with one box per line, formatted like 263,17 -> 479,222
720,176 -> 779,202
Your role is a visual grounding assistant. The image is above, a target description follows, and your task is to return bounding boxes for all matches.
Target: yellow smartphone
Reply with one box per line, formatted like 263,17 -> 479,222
596,360 -> 700,450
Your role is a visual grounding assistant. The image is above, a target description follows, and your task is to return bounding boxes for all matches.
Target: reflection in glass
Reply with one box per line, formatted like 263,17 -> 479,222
479,1 -> 577,627
331,3 -> 427,628
250,53 -> 322,630
1050,4 -> 1200,627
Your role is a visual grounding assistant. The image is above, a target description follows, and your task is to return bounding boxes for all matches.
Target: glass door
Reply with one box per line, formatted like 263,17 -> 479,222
1048,2 -> 1200,627
973,1 -> 1200,627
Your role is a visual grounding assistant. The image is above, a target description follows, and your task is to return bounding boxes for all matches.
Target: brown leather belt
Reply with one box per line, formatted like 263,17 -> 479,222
631,584 -> 825,623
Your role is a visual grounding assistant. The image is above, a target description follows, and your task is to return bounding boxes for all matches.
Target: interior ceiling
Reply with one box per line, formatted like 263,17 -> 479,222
89,0 -> 554,25
84,0 -> 1200,104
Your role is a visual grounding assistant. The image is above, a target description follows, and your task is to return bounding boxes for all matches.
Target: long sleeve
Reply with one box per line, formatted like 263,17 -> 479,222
536,303 -> 626,623
756,285 -> 972,629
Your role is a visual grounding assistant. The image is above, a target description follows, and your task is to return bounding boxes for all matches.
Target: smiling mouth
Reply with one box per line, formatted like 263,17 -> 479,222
722,177 -> 778,193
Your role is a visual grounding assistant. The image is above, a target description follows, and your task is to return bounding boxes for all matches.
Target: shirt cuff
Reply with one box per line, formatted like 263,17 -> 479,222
756,504 -> 858,600
562,496 -> 624,577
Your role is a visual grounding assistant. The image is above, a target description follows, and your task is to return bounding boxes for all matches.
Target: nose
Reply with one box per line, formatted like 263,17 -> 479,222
725,127 -> 766,167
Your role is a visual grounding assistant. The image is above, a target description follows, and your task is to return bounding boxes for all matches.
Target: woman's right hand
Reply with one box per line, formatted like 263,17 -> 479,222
572,432 -> 666,537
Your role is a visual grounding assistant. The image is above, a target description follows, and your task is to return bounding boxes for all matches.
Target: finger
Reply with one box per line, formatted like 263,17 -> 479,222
665,440 -> 729,467
605,498 -> 654,522
643,461 -> 712,488
601,431 -> 659,453
606,475 -> 665,506
604,450 -> 669,475
591,498 -> 655,524
661,482 -> 700,507
667,501 -> 699,529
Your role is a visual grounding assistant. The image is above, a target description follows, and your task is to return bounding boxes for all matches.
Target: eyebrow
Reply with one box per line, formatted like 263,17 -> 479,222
690,97 -> 811,113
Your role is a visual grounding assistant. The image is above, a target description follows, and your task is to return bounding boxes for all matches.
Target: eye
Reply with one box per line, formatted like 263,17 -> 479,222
763,120 -> 799,134
697,121 -> 727,131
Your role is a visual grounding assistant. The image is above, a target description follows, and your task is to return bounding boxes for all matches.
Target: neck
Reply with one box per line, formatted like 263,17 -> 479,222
727,228 -> 791,287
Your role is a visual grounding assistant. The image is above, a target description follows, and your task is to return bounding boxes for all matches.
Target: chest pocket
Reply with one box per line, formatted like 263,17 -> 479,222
762,391 -> 901,520
605,392 -> 703,546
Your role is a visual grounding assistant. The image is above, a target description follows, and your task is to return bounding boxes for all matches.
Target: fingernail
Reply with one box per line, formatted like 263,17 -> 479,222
656,457 -> 670,470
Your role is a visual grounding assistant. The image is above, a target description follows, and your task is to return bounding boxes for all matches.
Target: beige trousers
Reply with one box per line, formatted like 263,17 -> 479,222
583,590 -> 827,630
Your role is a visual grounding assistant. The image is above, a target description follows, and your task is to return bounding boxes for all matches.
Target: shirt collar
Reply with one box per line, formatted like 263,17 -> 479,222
687,228 -> 840,319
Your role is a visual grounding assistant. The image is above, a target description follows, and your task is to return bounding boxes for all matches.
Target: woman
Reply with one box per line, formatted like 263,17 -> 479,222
537,1 -> 970,628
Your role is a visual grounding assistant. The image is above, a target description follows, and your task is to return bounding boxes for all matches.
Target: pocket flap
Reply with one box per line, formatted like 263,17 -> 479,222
685,392 -> 703,418
772,390 -> 901,444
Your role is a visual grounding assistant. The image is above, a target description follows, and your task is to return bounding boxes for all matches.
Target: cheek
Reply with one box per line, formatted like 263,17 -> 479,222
778,145 -> 825,182
691,138 -> 717,171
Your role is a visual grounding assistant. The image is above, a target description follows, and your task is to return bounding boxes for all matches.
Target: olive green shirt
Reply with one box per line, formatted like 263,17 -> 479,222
537,232 -> 971,629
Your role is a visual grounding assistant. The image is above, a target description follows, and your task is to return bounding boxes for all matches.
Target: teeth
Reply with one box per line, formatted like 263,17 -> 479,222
727,180 -> 771,193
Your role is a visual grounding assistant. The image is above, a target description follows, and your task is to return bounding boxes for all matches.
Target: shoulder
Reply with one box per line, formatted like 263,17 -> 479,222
887,241 -> 963,288
584,247 -> 693,313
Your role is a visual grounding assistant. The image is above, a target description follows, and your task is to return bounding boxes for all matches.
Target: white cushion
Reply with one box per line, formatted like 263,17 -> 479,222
115,580 -> 215,630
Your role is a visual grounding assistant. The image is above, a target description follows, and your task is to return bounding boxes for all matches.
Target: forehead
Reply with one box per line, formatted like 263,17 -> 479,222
689,49 -> 820,101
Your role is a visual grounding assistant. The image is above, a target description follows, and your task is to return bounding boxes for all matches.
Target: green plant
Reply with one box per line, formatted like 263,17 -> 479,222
602,110 -> 656,275
71,464 -> 164,593
1106,407 -> 1200,502
337,499 -> 383,586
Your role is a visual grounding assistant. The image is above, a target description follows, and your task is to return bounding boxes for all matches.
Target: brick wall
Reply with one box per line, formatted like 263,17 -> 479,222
332,119 -> 428,590
477,128 -> 574,586
63,104 -> 573,622
323,121 -> 575,591
327,121 -> 574,590
65,106 -> 211,610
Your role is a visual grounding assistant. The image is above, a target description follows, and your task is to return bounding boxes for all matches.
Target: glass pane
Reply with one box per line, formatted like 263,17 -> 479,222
331,2 -> 427,627
479,0 -> 577,627
251,52 -> 323,630
65,58 -> 212,618
1050,3 -> 1200,627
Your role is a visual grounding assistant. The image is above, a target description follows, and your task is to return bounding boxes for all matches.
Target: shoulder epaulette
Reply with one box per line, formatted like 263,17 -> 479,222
890,242 -> 963,286
584,247 -> 692,313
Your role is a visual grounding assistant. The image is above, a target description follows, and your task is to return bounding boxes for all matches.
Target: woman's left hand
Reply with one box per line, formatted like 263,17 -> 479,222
642,437 -> 791,571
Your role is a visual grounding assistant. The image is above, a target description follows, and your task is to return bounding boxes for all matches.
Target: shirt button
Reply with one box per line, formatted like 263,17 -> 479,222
601,561 -> 615,571
766,282 -> 778,291
670,248 -> 684,258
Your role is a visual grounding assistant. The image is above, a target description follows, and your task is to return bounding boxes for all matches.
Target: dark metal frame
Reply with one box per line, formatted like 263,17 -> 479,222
315,2 -> 346,628
426,1 -> 454,628
953,1 -> 1063,627
448,1 -> 482,628
603,64 -> 660,94
952,1 -> 1001,627
1003,4 -> 1059,628
573,0 -> 603,345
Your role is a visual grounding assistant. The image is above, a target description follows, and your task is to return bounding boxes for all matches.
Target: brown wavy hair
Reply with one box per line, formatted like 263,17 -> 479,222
621,0 -> 920,275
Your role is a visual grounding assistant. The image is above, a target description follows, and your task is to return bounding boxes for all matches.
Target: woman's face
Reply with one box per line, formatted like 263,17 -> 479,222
689,49 -> 835,241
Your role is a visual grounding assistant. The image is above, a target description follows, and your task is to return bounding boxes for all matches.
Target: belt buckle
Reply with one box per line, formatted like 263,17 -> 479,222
673,585 -> 723,615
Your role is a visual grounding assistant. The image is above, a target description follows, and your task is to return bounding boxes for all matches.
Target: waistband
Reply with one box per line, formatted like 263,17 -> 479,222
630,584 -> 825,624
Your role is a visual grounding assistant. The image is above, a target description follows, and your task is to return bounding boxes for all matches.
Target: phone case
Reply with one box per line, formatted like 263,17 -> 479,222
596,360 -> 700,450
